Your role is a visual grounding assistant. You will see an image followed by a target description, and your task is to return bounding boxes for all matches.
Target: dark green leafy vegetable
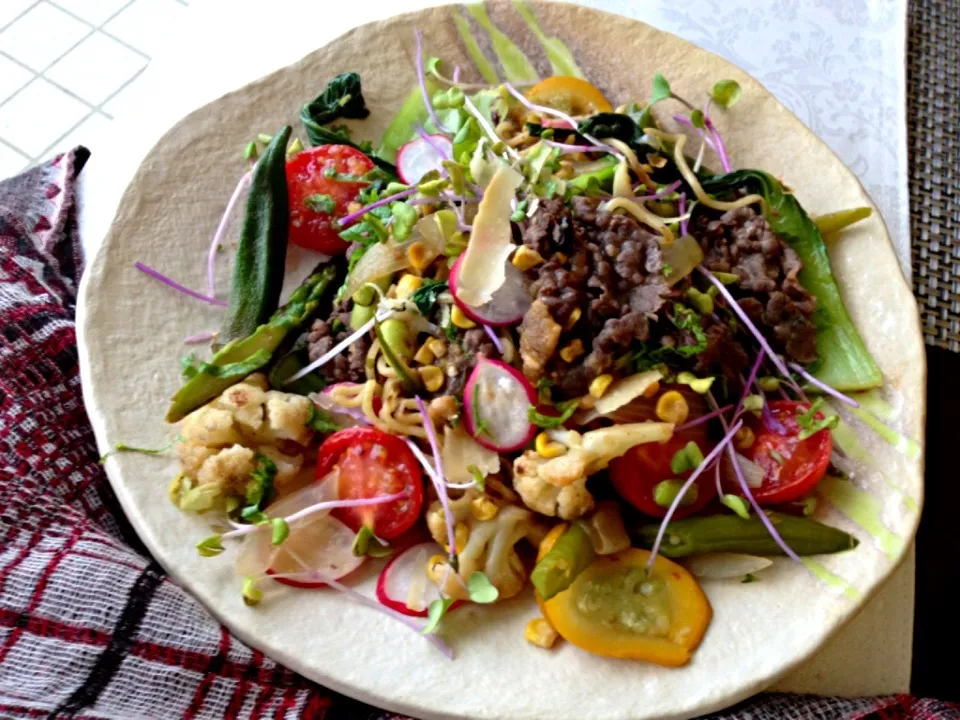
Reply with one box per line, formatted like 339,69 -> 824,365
166,264 -> 339,422
409,279 -> 449,315
300,72 -> 396,175
637,512 -> 859,557
700,169 -> 881,391
220,127 -> 291,345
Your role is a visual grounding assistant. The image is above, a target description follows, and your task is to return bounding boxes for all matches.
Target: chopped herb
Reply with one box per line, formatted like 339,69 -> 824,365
662,263 -> 673,276
240,453 -> 277,521
352,525 -> 393,558
271,518 -> 290,546
303,193 -> 336,213
409,279 -> 449,315
196,534 -> 224,557
466,571 -> 499,604
466,464 -> 486,491
536,376 -> 554,405
444,321 -> 459,344
100,436 -> 181,464
471,383 -> 492,439
306,403 -> 341,433
422,597 -> 457,635
796,398 -> 839,439
528,400 -> 579,429
741,573 -> 757,584
769,449 -> 786,466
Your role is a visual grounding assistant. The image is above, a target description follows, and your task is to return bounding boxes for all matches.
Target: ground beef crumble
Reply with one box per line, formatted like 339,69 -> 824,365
306,302 -> 369,384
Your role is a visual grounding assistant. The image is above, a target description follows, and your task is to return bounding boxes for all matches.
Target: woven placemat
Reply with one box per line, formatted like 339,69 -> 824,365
908,0 -> 960,350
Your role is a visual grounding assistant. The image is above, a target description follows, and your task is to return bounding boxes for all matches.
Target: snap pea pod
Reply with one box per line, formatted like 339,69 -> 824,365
530,523 -> 596,600
166,264 -> 338,422
220,126 -> 291,345
637,513 -> 859,558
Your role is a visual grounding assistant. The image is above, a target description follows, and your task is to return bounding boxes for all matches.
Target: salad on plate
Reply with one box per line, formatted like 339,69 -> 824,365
127,27 -> 903,667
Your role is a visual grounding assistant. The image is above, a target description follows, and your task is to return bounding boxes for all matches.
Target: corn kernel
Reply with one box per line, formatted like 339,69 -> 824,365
525,618 -> 559,649
471,495 -> 499,521
656,390 -> 689,424
413,342 -> 435,365
419,365 -> 445,392
347,201 -> 362,214
426,338 -> 447,358
454,523 -> 469,554
559,339 -> 585,363
512,245 -> 545,271
643,380 -> 661,398
451,306 -> 476,329
589,374 -> 614,399
396,273 -> 423,299
426,554 -> 448,584
535,432 -> 567,459
565,307 -> 582,331
406,241 -> 432,271
734,426 -> 756,450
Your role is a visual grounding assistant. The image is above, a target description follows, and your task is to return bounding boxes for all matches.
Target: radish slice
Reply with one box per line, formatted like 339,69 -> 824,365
376,541 -> 462,617
397,134 -> 452,185
449,254 -> 531,327
235,473 -> 365,588
463,356 -> 537,452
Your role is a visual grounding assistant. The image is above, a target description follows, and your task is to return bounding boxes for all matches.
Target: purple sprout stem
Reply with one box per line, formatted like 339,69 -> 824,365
734,350 -> 766,420
184,331 -> 216,345
647,419 -> 743,569
134,262 -> 227,307
415,29 -> 452,135
207,170 -> 252,297
632,180 -> 683,202
675,404 -> 734,432
338,187 -> 418,227
788,362 -> 860,408
482,324 -> 504,354
702,114 -> 732,173
678,193 -> 689,236
452,65 -> 461,83
414,398 -> 458,564
672,114 -> 718,153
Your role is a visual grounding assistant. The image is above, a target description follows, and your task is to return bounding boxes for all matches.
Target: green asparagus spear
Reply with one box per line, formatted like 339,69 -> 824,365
166,264 -> 338,422
531,523 -> 596,600
637,513 -> 858,558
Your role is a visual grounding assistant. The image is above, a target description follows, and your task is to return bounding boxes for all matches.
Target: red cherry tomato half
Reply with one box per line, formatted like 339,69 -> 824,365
286,145 -> 374,255
609,427 -> 716,519
315,427 -> 424,539
729,400 -> 832,505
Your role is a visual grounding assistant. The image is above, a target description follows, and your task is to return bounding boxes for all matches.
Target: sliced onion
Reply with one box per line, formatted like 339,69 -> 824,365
376,541 -> 462,617
723,451 -> 766,489
397,134 -> 453,185
449,254 -> 531,326
662,234 -> 704,286
313,384 -> 371,427
685,552 -> 774,580
594,370 -> 663,415
463,356 -> 537,452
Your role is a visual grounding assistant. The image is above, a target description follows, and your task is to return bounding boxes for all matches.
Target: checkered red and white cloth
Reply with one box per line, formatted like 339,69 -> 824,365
0,150 -> 955,719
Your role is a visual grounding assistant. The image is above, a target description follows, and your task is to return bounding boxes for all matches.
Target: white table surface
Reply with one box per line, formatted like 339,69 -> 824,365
76,0 -> 916,699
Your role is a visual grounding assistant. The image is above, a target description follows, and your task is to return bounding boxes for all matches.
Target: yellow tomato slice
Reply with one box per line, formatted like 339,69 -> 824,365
540,548 -> 712,667
525,76 -> 613,115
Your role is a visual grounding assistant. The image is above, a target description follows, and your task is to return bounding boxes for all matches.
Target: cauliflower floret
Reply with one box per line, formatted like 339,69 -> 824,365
426,489 -> 546,601
254,391 -> 313,446
257,445 -> 304,489
512,423 -> 674,520
196,444 -> 256,495
178,441 -> 218,478
513,451 -> 594,520
215,381 -> 267,432
181,406 -> 242,446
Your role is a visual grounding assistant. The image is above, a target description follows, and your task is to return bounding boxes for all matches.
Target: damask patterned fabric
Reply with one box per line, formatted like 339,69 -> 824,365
0,152 -> 955,719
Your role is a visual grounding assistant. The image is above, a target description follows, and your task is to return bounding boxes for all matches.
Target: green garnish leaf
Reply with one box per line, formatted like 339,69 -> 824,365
711,79 -> 742,109
649,72 -> 672,105
409,279 -> 449,315
466,571 -> 500,604
352,525 -> 393,558
796,398 -> 825,427
721,494 -> 751,519
271,518 -> 290,546
241,453 -> 277,520
466,464 -> 486,491
180,353 -> 198,378
422,597 -> 457,635
100,436 -> 181,464
795,397 -> 839,439
243,141 -> 258,162
471,383 -> 492,440
528,400 -> 579,430
197,534 -> 224,557
690,109 -> 705,129
303,193 -> 336,214
242,576 -> 263,606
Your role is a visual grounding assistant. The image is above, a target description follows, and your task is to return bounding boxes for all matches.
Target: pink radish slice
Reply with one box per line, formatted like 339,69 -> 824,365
397,134 -> 452,185
463,356 -> 537,452
376,541 -> 463,617
448,254 -> 532,327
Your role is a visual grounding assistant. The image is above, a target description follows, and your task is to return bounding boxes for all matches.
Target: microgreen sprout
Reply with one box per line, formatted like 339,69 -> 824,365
352,525 -> 393,558
100,436 -> 182,464
466,571 -> 499,604
242,577 -> 263,606
721,494 -> 751,519
271,518 -> 290,546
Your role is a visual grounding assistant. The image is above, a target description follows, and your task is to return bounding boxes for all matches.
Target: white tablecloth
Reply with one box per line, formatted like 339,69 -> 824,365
77,0 -> 915,696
